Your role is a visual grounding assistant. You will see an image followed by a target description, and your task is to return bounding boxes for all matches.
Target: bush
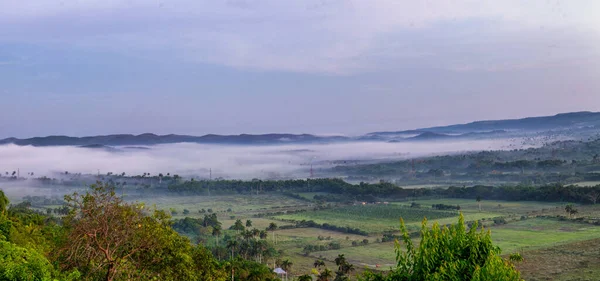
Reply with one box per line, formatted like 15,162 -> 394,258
359,213 -> 521,281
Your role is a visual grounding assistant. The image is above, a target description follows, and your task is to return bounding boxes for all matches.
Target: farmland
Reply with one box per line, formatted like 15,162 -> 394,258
274,204 -> 457,233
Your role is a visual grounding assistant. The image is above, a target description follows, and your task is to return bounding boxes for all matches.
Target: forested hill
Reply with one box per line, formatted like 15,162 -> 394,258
370,111 -> 600,135
0,133 -> 348,147
2,111 -> 599,146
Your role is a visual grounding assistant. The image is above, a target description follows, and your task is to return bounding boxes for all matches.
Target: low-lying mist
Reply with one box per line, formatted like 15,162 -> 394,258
0,139 -> 527,181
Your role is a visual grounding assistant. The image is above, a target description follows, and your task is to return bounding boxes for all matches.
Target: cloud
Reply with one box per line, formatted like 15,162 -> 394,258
1,0 -> 598,74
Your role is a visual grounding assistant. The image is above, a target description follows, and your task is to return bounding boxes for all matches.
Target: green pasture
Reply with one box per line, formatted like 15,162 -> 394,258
402,198 -> 565,215
490,218 -> 600,253
275,204 -> 458,233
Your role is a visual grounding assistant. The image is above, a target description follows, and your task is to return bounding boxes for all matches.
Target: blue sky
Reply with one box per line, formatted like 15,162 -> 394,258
1,0 -> 599,138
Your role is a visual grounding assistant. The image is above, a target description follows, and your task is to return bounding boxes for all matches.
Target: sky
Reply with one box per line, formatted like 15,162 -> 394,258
1,0 -> 599,138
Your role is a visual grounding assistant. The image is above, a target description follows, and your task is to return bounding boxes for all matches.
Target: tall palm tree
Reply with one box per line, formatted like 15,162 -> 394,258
267,222 -> 278,244
476,195 -> 482,211
334,254 -> 346,267
212,225 -> 222,246
226,239 -> 239,259
314,259 -> 325,269
281,259 -> 293,275
246,219 -> 253,228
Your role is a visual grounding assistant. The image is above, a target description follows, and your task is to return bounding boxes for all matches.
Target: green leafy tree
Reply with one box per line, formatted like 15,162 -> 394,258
245,219 -> 253,228
0,240 -> 54,281
298,274 -> 313,281
360,213 -> 522,281
0,190 -> 8,214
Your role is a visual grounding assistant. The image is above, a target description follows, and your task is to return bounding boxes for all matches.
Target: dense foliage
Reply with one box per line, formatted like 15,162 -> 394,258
360,213 -> 522,281
0,184 -> 283,281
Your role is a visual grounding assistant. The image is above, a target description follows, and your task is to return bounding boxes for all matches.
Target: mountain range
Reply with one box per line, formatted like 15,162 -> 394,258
1,111 -> 598,147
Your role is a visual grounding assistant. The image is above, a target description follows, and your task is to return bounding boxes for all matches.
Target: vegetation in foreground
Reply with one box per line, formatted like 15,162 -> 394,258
1,183 -> 529,281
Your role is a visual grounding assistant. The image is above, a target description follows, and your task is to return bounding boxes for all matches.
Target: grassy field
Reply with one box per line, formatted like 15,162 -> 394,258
138,193 -> 309,218
491,218 -> 600,253
516,238 -> 600,281
402,198 -> 565,215
275,204 -> 458,233
309,241 -> 397,268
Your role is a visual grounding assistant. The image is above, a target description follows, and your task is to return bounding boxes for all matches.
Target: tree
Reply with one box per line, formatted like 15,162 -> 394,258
334,254 -> 354,281
0,189 -> 8,214
359,213 -> 521,281
298,274 -> 313,281
246,219 -> 253,228
314,259 -> 326,269
55,182 -> 225,281
565,204 -> 578,218
213,225 -> 222,246
281,259 -> 293,275
0,241 -> 55,281
233,219 -> 245,234
267,222 -> 278,244
318,268 -> 334,281
227,239 -> 239,259
476,195 -> 482,211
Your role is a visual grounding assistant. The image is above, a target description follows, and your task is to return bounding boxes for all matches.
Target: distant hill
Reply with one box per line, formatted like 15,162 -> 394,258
2,111 -> 598,147
0,133 -> 348,147
370,111 -> 600,136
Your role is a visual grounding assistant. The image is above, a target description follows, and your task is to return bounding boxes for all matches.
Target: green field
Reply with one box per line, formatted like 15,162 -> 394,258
401,198 -> 565,215
491,218 -> 600,253
275,204 -> 457,233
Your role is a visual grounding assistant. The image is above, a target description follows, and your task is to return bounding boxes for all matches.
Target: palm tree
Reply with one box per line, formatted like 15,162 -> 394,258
476,195 -> 482,211
233,219 -> 245,234
318,268 -> 333,281
314,259 -> 325,269
334,254 -> 346,267
298,274 -> 313,281
212,225 -> 222,246
267,222 -> 278,244
246,219 -> 253,228
226,239 -> 239,259
281,259 -> 293,275
259,230 -> 268,239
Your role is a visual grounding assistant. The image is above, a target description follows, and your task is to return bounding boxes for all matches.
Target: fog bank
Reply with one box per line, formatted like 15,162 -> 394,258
0,139 -> 525,180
